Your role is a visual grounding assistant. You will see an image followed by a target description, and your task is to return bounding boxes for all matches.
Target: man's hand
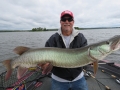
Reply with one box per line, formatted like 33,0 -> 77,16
39,63 -> 53,75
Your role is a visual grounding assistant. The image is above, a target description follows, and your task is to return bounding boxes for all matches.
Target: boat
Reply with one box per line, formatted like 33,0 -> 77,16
0,60 -> 120,90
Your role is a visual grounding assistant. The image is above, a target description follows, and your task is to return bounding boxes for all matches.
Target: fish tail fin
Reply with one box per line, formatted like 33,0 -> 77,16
2,59 -> 13,80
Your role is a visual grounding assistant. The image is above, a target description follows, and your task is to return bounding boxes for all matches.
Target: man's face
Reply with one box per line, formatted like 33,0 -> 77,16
60,15 -> 74,36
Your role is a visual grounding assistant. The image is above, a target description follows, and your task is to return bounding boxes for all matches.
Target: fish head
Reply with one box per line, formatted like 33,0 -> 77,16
108,35 -> 120,51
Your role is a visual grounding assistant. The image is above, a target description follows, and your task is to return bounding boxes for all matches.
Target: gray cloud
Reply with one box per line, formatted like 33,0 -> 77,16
0,0 -> 120,30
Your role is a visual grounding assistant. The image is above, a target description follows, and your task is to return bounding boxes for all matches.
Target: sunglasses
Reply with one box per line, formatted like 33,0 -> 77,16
61,18 -> 73,22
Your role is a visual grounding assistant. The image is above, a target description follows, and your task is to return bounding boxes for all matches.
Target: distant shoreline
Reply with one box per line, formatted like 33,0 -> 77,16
0,27 -> 120,32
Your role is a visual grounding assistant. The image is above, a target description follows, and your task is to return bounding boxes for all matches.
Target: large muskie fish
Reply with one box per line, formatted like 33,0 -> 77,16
2,35 -> 120,80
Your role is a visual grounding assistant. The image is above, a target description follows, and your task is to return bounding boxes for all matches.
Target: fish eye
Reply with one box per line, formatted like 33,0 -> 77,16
106,41 -> 109,44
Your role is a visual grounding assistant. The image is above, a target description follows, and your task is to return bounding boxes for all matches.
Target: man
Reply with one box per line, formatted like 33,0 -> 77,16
41,10 -> 88,90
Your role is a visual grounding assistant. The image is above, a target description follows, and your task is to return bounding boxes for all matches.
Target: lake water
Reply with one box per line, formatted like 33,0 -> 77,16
0,28 -> 120,73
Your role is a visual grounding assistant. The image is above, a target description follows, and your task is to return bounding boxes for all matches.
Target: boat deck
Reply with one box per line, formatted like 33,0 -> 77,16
34,63 -> 120,90
0,62 -> 120,90
85,64 -> 120,90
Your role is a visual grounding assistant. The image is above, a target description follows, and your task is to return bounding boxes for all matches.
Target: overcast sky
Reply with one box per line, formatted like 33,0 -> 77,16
0,0 -> 120,30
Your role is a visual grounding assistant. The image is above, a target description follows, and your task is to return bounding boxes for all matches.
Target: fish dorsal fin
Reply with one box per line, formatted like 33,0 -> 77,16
93,61 -> 98,75
14,46 -> 30,55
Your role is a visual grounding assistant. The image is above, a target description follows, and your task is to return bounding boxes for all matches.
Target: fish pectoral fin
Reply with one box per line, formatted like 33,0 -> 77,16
17,67 -> 28,79
14,46 -> 30,55
93,61 -> 98,76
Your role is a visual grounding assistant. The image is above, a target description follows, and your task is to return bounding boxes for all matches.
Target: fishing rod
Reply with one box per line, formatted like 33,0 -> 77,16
98,62 -> 120,69
83,69 -> 111,90
98,65 -> 120,76
107,63 -> 120,69
101,69 -> 120,84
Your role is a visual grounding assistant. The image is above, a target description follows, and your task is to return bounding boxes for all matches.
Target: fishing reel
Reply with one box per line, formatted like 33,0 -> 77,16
116,78 -> 120,84
83,69 -> 93,80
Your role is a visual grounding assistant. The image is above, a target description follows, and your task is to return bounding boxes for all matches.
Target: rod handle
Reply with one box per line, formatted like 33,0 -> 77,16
111,75 -> 116,78
102,70 -> 105,72
105,86 -> 111,90
90,74 -> 95,78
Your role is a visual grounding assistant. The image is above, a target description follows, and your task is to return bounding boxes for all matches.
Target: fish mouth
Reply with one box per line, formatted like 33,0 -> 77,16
108,35 -> 120,51
110,39 -> 120,51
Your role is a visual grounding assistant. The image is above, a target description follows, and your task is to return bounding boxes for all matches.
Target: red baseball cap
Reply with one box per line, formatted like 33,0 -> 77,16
60,10 -> 74,18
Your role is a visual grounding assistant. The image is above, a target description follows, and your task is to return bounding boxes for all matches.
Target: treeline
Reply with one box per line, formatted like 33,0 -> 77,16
31,27 -> 92,31
32,27 -> 48,31
74,27 -> 120,30
32,27 -> 84,31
